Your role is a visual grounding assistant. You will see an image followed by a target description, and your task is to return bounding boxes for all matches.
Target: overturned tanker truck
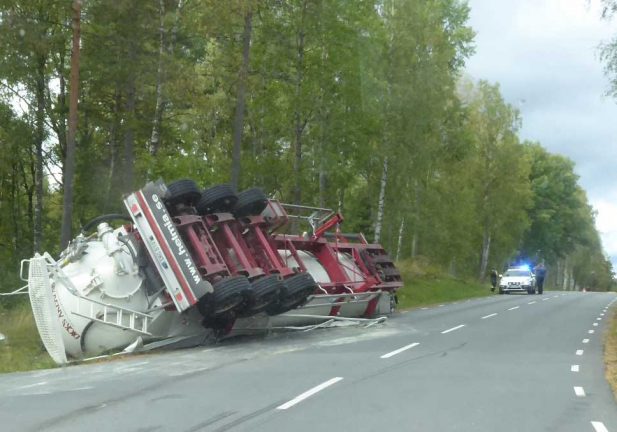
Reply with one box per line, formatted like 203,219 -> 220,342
22,179 -> 403,364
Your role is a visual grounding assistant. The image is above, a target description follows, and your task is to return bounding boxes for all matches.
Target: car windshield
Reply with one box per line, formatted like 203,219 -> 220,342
504,270 -> 531,277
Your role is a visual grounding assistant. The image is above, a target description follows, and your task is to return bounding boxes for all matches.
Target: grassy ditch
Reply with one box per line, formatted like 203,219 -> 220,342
605,307 -> 617,401
395,259 -> 492,309
0,302 -> 55,373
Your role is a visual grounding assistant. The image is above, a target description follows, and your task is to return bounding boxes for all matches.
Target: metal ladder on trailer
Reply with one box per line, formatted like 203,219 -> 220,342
72,297 -> 153,335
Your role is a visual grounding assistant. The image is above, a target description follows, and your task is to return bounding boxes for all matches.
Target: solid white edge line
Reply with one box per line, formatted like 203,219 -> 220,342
574,386 -> 586,397
507,306 -> 520,311
583,339 -> 590,344
481,313 -> 498,319
441,324 -> 465,334
591,421 -> 609,432
380,343 -> 420,359
571,365 -> 579,372
276,377 -> 344,410
576,350 -> 584,356
528,301 -> 537,304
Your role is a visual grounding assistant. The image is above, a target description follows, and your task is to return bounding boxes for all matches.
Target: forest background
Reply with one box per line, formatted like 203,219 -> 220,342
0,0 -> 613,295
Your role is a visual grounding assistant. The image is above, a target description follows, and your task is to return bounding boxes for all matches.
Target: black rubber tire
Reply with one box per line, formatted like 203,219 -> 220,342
233,187 -> 268,218
166,179 -> 201,207
240,275 -> 282,316
198,276 -> 250,317
196,184 -> 238,215
267,272 -> 316,315
372,254 -> 393,264
380,267 -> 401,279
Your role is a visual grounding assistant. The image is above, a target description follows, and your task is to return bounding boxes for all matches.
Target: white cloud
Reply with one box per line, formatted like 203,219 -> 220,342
466,0 -> 617,261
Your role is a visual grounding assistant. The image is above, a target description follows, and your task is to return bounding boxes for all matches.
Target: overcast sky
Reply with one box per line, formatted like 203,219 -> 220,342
464,0 -> 617,264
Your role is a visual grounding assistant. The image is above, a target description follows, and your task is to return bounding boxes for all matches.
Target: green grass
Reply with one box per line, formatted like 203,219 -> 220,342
605,307 -> 617,402
0,303 -> 56,373
395,259 -> 492,309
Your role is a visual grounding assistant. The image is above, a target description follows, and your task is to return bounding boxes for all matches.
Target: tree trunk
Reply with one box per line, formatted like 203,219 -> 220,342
231,8 -> 253,191
479,229 -> 491,280
60,0 -> 81,249
395,218 -> 405,262
374,156 -> 388,243
33,55 -> 46,253
149,0 -> 166,157
292,1 -> 308,207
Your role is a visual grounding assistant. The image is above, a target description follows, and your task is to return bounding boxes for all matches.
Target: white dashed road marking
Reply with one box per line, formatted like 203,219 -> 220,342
573,386 -> 585,397
571,365 -> 579,372
380,343 -> 420,359
528,301 -> 536,305
589,330 -> 595,334
481,313 -> 497,319
507,306 -> 520,311
543,298 -> 550,301
583,339 -> 589,344
576,350 -> 584,356
441,324 -> 465,334
277,377 -> 344,410
591,421 -> 609,432
593,323 -> 599,327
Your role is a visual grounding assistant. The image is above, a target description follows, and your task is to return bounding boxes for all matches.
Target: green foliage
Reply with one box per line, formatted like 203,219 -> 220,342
0,0 -> 612,296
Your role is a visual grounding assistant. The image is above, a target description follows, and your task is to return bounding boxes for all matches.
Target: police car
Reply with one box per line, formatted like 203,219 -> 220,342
498,266 -> 536,295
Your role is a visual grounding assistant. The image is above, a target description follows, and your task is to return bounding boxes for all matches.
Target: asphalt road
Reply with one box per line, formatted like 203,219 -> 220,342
1,291 -> 616,432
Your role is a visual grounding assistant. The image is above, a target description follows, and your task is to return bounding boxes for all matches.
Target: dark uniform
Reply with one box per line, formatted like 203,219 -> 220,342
490,269 -> 498,292
534,263 -> 546,294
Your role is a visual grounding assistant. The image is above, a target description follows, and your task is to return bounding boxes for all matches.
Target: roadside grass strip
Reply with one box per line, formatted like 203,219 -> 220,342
276,377 -> 344,410
605,307 -> 617,402
441,324 -> 465,334
380,343 -> 420,359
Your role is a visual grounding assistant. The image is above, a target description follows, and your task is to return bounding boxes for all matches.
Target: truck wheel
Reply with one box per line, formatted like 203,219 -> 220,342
196,184 -> 238,215
233,188 -> 268,218
198,276 -> 250,317
267,272 -> 317,315
240,275 -> 282,316
166,179 -> 201,207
